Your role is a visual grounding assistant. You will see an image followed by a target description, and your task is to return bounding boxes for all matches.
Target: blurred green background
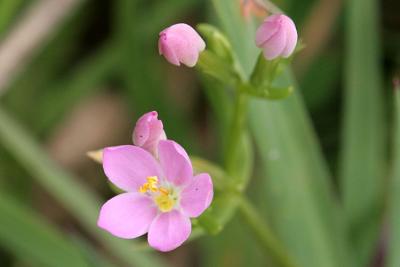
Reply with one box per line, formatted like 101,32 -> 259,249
0,0 -> 399,267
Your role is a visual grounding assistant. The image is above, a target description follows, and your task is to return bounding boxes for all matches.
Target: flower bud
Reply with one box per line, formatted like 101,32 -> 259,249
255,14 -> 298,60
132,111 -> 166,157
159,23 -> 206,67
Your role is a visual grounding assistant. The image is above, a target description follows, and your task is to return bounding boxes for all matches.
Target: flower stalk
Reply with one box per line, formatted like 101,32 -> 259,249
224,87 -> 249,175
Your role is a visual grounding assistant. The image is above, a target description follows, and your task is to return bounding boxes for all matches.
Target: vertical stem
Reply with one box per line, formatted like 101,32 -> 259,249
224,89 -> 249,174
238,195 -> 299,267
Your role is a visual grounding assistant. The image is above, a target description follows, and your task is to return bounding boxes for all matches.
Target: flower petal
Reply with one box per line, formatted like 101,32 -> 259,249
261,26 -> 287,60
158,33 -> 180,66
132,111 -> 166,157
171,23 -> 205,52
159,23 -> 205,67
158,140 -> 192,186
103,145 -> 162,192
97,193 -> 157,239
281,17 -> 298,57
147,210 -> 191,252
255,18 -> 279,47
180,173 -> 213,218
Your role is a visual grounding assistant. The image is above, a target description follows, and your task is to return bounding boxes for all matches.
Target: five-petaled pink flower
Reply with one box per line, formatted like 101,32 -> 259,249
255,14 -> 298,60
97,113 -> 213,252
133,111 -> 166,157
158,23 -> 206,67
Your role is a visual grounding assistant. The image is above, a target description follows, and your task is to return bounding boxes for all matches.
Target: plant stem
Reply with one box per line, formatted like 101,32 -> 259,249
224,86 -> 298,267
224,89 -> 249,174
238,195 -> 299,267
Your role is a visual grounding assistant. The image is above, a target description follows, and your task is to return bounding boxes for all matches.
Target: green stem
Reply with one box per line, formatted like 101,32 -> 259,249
224,89 -> 249,174
238,195 -> 299,267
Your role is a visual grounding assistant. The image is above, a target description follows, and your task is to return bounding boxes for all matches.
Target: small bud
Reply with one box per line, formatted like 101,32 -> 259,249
132,111 -> 166,157
255,14 -> 298,60
159,23 -> 206,67
87,149 -> 103,164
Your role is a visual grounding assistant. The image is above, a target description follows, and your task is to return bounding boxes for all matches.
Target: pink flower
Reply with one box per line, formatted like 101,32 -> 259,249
133,111 -> 166,157
255,14 -> 298,60
158,23 -> 206,67
97,140 -> 213,252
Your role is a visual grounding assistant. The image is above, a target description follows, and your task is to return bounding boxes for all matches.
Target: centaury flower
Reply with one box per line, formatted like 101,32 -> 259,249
97,140 -> 213,252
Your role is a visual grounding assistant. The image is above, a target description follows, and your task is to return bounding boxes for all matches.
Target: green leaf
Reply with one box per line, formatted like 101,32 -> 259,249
0,193 -> 89,267
249,81 -> 351,267
340,0 -> 385,264
211,0 -> 258,79
0,0 -> 25,38
34,42 -> 119,135
211,1 -> 352,266
386,87 -> 400,267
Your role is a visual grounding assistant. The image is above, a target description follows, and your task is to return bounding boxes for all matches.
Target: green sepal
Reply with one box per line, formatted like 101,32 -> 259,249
196,23 -> 244,84
197,50 -> 240,86
248,53 -> 294,100
197,23 -> 234,63
108,181 -> 124,194
246,85 -> 294,100
197,192 -> 240,235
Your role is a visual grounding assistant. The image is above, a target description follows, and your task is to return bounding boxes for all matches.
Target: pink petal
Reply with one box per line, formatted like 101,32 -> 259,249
158,23 -> 205,67
132,111 -> 166,156
159,33 -> 180,66
103,145 -> 162,192
97,193 -> 157,239
255,18 -> 279,47
165,32 -> 198,67
281,17 -> 298,57
158,140 -> 192,186
147,210 -> 191,252
176,43 -> 200,67
180,173 -> 213,218
261,25 -> 287,60
171,23 -> 206,52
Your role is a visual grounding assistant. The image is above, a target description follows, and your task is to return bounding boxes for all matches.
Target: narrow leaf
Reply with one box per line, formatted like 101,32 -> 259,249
386,86 -> 400,267
340,0 -> 385,264
0,194 -> 89,267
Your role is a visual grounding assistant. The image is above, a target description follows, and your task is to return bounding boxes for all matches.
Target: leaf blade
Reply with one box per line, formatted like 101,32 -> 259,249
340,0 -> 385,264
0,194 -> 89,267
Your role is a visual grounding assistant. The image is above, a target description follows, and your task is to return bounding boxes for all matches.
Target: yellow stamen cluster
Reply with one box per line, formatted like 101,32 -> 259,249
139,176 -> 175,212
139,176 -> 159,193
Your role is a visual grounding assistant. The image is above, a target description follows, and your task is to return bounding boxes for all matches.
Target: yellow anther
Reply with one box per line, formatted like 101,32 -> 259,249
139,184 -> 149,193
147,176 -> 158,184
139,176 -> 160,193
159,187 -> 169,196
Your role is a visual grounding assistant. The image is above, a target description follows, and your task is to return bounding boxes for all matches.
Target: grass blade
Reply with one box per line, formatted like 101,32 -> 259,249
210,1 -> 352,266
0,193 -> 89,267
340,0 -> 385,264
386,86 -> 400,267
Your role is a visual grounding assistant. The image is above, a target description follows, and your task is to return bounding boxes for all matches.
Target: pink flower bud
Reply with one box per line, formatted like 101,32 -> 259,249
159,23 -> 206,67
255,14 -> 298,60
133,111 -> 166,156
